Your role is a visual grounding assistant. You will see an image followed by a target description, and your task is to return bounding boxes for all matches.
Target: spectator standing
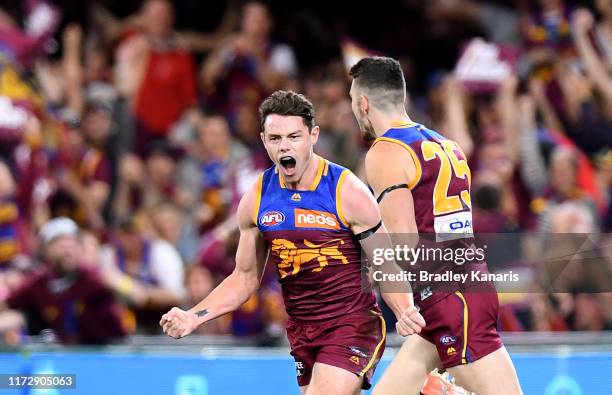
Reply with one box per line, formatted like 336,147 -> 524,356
117,0 -> 198,157
201,1 -> 297,123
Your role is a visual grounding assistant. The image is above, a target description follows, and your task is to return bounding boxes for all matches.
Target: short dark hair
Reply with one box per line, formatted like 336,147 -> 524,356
349,56 -> 406,108
259,90 -> 315,132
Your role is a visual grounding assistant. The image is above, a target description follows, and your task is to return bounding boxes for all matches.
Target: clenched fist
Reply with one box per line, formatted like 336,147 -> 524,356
396,306 -> 426,337
160,307 -> 198,339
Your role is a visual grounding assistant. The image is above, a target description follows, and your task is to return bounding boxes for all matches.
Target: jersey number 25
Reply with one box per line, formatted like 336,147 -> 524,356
421,140 -> 472,216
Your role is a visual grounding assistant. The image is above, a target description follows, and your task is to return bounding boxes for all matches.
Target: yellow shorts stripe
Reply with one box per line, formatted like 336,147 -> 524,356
455,291 -> 469,364
360,310 -> 386,377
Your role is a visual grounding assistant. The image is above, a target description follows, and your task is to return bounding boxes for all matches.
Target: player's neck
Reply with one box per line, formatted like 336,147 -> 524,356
282,154 -> 321,190
372,111 -> 414,137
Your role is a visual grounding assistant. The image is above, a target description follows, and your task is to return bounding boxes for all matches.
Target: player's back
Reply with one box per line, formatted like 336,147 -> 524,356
373,122 -> 483,309
373,121 -> 473,242
254,157 -> 377,322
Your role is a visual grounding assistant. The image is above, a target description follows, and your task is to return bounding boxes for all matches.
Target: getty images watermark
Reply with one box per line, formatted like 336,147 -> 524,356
363,233 -> 612,294
371,243 -> 519,284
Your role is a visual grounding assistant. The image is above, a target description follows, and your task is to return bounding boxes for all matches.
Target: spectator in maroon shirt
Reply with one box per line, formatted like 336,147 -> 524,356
201,1 -> 297,122
2,217 -> 126,344
51,99 -> 113,231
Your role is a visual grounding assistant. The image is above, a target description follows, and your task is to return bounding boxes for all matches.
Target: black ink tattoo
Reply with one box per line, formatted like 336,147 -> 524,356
195,309 -> 209,318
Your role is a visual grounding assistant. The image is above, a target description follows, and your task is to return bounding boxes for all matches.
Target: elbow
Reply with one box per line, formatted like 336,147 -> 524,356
232,270 -> 260,297
245,277 -> 260,295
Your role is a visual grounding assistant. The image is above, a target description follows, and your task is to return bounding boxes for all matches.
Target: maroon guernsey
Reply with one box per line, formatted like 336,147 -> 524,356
254,157 -> 378,322
374,122 -> 473,237
373,122 -> 489,310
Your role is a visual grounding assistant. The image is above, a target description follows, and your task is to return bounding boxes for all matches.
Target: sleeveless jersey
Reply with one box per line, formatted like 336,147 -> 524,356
373,122 -> 473,241
373,122 -> 486,309
254,157 -> 377,322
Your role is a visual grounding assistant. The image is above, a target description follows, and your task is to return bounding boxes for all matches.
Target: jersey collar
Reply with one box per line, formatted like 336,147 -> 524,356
276,156 -> 326,191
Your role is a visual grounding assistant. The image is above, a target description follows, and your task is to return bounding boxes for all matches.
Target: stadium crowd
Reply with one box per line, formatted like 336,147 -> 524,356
0,0 -> 610,345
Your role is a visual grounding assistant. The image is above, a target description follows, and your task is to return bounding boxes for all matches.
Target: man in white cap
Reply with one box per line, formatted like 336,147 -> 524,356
0,217 -> 126,344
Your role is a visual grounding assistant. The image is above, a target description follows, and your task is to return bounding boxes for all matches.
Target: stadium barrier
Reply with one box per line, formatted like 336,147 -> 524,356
0,332 -> 610,394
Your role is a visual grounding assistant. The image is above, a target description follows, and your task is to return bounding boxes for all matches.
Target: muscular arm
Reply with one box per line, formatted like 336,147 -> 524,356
340,172 -> 424,334
365,141 -> 419,236
160,183 -> 267,338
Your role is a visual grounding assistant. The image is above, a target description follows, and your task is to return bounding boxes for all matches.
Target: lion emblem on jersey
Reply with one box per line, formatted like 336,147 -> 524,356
271,238 -> 349,278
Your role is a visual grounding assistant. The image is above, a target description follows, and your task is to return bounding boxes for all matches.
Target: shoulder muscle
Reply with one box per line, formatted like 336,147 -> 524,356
237,173 -> 263,230
365,140 -> 417,198
340,172 -> 381,234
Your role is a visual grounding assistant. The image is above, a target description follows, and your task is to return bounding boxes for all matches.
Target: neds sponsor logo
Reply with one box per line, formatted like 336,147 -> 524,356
295,209 -> 339,230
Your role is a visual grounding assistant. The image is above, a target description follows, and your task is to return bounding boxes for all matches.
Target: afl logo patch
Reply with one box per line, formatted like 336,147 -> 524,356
260,211 -> 285,227
440,335 -> 456,345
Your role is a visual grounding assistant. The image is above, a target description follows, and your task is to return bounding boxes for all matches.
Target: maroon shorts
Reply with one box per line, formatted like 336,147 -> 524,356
286,309 -> 386,389
418,291 -> 503,368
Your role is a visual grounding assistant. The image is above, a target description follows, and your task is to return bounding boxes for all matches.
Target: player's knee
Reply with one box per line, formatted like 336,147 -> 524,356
306,373 -> 362,395
448,354 -> 522,395
305,385 -> 358,395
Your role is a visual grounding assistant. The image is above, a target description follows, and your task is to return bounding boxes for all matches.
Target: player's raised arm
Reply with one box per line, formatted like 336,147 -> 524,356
339,172 -> 425,336
160,181 -> 267,339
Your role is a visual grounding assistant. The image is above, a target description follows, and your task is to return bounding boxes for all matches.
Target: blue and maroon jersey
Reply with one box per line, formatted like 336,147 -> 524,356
373,122 -> 473,241
254,156 -> 377,322
373,122 -> 484,309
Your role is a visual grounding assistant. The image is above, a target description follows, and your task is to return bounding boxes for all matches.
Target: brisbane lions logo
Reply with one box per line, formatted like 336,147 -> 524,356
271,238 -> 349,278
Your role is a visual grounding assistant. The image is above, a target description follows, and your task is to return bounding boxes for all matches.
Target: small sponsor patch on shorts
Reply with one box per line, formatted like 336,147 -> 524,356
295,360 -> 305,377
439,335 -> 457,345
349,346 -> 368,358
421,286 -> 433,301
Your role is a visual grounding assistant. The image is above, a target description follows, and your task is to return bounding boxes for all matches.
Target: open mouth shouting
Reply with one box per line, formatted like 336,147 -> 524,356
279,155 -> 297,176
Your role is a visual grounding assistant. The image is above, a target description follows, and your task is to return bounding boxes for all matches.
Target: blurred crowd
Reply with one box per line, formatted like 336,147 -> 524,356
0,0 -> 610,345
